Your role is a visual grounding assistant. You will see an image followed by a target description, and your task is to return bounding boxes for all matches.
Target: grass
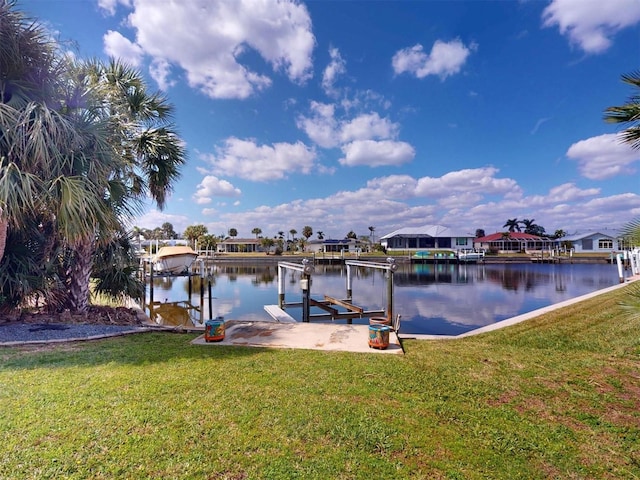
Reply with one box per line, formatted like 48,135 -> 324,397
1,286 -> 639,479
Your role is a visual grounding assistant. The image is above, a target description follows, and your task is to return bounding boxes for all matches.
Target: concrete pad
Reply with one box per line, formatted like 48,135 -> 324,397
191,320 -> 403,354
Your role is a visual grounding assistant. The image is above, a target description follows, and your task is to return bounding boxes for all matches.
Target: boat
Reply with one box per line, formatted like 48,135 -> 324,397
457,248 -> 485,262
153,246 -> 198,274
413,250 -> 457,260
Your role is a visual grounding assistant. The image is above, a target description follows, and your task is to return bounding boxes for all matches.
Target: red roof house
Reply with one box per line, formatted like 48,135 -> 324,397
474,232 -> 551,253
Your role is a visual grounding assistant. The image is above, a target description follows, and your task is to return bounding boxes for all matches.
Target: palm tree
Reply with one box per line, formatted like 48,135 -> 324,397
503,218 -> 521,233
520,218 -> 536,234
604,71 -> 640,150
0,3 -> 121,310
302,225 -> 313,240
368,225 -> 375,244
161,222 -> 176,239
60,58 -> 186,312
251,227 -> 262,238
2,5 -> 186,313
184,224 -> 208,247
0,2 -> 62,267
605,72 -> 640,247
317,231 -> 324,240
228,228 -> 238,238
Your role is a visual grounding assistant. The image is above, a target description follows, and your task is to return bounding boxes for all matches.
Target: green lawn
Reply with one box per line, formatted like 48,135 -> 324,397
1,285 -> 639,479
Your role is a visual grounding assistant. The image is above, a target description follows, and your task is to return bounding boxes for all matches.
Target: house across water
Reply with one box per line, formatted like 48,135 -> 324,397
380,225 -> 475,252
380,224 -> 628,256
473,232 -> 551,253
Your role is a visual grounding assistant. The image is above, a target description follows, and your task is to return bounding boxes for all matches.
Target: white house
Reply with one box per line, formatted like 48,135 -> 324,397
217,238 -> 261,253
305,238 -> 363,254
380,225 -> 475,251
560,231 -> 623,253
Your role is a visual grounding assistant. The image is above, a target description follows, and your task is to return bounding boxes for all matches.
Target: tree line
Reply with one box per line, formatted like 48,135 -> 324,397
140,223 -> 377,253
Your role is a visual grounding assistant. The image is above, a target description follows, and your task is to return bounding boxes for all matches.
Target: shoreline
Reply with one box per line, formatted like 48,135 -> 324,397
194,253 -> 613,265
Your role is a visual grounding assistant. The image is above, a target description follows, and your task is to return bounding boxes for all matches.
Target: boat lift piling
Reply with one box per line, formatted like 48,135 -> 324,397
277,260 -> 315,322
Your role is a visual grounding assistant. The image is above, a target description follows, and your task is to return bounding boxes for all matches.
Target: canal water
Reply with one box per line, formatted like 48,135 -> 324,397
143,262 -> 621,336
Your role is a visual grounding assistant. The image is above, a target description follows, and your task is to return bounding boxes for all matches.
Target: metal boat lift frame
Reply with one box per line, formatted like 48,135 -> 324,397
274,258 -> 398,323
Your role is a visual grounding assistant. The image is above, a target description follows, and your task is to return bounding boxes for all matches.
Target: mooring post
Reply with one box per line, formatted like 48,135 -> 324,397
629,250 -> 637,277
301,273 -> 310,322
346,263 -> 353,300
149,260 -> 154,306
386,271 -> 394,322
386,257 -> 396,322
278,264 -> 286,308
616,254 -> 624,283
208,279 -> 213,319
301,258 -> 314,322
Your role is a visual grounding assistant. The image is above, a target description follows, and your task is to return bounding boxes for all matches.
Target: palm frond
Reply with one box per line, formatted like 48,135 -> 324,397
604,71 -> 640,150
620,218 -> 640,246
0,160 -> 44,226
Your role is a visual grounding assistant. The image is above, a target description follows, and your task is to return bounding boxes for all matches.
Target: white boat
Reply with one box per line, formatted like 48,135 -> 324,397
457,248 -> 485,262
153,246 -> 198,274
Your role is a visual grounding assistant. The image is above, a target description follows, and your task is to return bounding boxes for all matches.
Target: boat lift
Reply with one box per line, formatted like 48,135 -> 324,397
141,258 -> 218,325
268,258 -> 398,325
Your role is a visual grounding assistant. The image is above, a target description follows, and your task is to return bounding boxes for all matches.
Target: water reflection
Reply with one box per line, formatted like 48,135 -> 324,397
143,262 -> 619,335
149,301 -> 203,327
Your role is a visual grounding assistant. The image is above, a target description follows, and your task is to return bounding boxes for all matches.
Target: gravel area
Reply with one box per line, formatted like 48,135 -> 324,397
0,323 -> 149,345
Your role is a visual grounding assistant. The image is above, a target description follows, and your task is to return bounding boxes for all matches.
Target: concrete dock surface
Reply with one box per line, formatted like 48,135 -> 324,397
191,320 -> 403,354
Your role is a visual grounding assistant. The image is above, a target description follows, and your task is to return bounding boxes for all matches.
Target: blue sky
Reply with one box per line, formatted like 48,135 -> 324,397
20,0 -> 640,240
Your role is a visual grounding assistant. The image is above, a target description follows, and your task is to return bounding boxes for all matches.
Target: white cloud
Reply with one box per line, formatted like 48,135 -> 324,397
525,183 -> 600,207
97,0 -> 130,16
183,168 -> 640,240
339,140 -> 415,167
193,175 -> 242,205
322,47 -> 346,96
297,103 -> 409,158
364,175 -> 418,199
415,167 -> 521,198
134,210 -> 191,233
105,0 -> 315,98
392,39 -> 476,79
202,137 -> 317,181
542,0 -> 640,54
531,117 -> 550,135
296,102 -> 339,148
340,113 -> 399,143
149,59 -> 174,91
103,30 -> 143,66
566,133 -> 640,179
